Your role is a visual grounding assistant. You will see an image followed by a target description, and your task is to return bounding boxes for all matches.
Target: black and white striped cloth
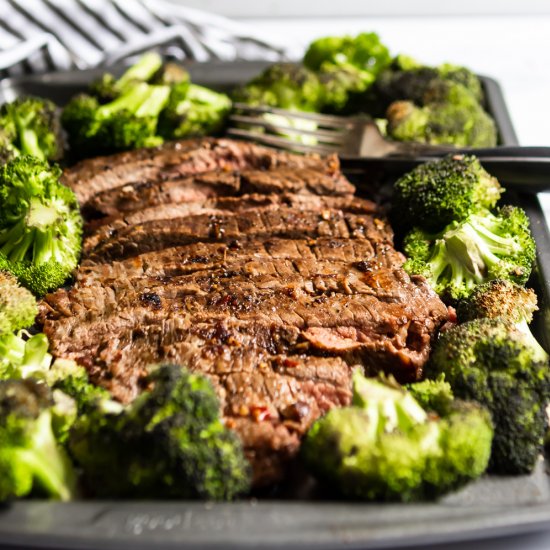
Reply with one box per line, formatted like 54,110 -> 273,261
0,0 -> 297,78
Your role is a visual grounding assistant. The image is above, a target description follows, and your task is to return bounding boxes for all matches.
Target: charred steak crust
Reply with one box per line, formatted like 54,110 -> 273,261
44,139 -> 448,487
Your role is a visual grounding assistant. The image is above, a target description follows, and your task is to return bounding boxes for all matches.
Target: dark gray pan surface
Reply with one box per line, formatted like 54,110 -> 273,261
0,61 -> 549,550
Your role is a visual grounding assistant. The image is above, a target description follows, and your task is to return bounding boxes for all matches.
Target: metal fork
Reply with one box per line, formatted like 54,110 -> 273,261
227,103 -> 550,191
228,103 -> 463,157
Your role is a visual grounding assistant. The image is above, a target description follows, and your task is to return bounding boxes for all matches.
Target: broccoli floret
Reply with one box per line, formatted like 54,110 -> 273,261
0,378 -> 76,501
46,358 -> 113,414
0,156 -> 83,295
0,331 -> 52,381
303,32 -> 391,89
0,97 -> 63,162
69,364 -> 250,499
426,318 -> 550,474
457,280 -> 548,362
302,372 -> 492,501
403,206 -> 535,302
90,52 -> 164,102
159,84 -> 231,139
0,271 -> 38,334
393,155 -> 502,232
437,63 -> 484,104
386,91 -> 497,148
316,68 -> 368,114
232,63 -> 323,112
62,81 -> 169,158
406,376 -> 454,415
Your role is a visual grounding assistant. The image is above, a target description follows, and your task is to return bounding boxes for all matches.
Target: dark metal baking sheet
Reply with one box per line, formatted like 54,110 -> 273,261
0,61 -> 549,550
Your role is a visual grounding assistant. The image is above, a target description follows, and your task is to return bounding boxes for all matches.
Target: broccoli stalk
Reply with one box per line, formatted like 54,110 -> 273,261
404,206 -> 536,302
457,280 -> 548,362
0,379 -> 76,501
0,156 -> 83,295
302,373 -> 493,501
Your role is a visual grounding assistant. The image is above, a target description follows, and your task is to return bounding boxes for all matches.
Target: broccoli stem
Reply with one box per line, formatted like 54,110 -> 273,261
19,129 -> 45,160
16,411 -> 76,501
117,52 -> 162,92
97,83 -> 169,119
516,318 -> 549,362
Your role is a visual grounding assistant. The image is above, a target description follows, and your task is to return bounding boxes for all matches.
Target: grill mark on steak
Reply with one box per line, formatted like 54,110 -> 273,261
64,138 -> 347,205
83,208 -> 393,263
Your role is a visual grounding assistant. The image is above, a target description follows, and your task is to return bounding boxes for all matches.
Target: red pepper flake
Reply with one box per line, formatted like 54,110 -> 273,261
283,358 -> 300,368
250,405 -> 271,422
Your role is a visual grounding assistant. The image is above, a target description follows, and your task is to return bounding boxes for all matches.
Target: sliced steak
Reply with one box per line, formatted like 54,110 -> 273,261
83,167 -> 355,219
84,194 -> 378,252
44,138 -> 449,487
83,208 -> 393,263
64,138 -> 348,205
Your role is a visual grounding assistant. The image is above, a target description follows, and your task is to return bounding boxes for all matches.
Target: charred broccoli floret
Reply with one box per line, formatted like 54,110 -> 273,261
303,32 -> 391,90
159,84 -> 231,139
392,154 -> 502,231
386,85 -> 497,148
0,97 -> 63,162
403,206 -> 535,302
69,364 -> 250,499
232,62 -> 323,112
302,373 -> 492,501
457,280 -> 547,361
426,318 -> 550,474
0,156 -> 83,295
0,378 -> 76,501
0,271 -> 38,334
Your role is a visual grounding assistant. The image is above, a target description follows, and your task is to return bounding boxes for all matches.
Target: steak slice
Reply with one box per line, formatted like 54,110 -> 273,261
83,167 -> 355,219
83,208 -> 393,262
84,193 -> 377,248
64,138 -> 349,205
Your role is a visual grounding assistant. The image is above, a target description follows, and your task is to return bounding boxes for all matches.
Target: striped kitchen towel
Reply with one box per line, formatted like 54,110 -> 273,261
0,0 -> 297,78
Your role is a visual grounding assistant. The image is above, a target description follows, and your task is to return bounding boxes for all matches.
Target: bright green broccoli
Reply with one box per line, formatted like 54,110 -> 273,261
0,97 -> 63,162
392,154 -> 503,232
159,84 -> 231,139
426,318 -> 550,475
0,331 -> 52,381
0,156 -> 83,295
406,376 -> 455,414
89,51 -> 164,102
457,279 -> 548,362
232,62 -> 324,112
303,32 -> 391,90
0,271 -> 38,334
62,81 -> 170,158
0,378 -> 77,501
69,364 -> 250,499
403,206 -> 536,302
302,372 -> 493,501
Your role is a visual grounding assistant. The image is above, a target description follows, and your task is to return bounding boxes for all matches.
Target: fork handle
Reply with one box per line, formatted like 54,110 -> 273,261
342,147 -> 550,193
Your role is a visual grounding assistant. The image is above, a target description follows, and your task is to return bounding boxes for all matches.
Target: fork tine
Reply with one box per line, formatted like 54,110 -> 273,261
226,128 -> 340,155
232,103 -> 352,128
229,114 -> 347,145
